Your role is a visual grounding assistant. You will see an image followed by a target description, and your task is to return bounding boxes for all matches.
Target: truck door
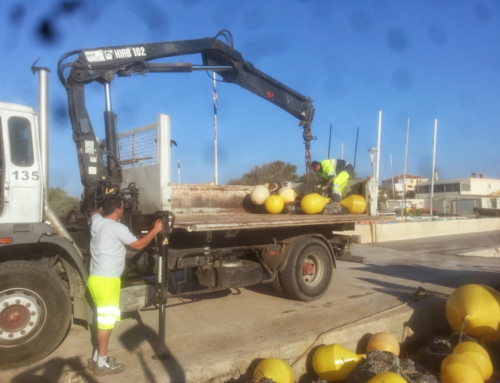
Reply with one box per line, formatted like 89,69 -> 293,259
0,109 -> 43,224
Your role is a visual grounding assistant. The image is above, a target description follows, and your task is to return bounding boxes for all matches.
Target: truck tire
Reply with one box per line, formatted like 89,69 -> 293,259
0,261 -> 72,370
279,237 -> 333,302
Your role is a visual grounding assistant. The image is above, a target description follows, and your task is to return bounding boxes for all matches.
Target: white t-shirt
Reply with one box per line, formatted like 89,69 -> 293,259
90,214 -> 138,278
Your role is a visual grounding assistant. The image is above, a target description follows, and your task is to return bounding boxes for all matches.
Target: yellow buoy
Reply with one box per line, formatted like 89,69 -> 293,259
265,195 -> 285,214
453,341 -> 493,380
367,371 -> 407,383
278,187 -> 297,203
250,185 -> 270,205
441,353 -> 483,383
253,358 -> 294,383
340,195 -> 366,214
366,332 -> 400,356
446,284 -> 500,343
301,193 -> 330,214
312,344 -> 365,381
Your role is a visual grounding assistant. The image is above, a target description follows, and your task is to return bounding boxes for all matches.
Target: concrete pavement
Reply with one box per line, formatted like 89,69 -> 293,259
3,231 -> 500,383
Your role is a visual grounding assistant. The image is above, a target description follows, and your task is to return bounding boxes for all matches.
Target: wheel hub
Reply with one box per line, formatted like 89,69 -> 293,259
301,253 -> 324,286
302,262 -> 315,275
0,289 -> 43,343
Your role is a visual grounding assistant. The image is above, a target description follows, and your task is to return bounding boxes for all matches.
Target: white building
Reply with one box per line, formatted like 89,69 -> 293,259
414,176 -> 500,215
382,174 -> 428,197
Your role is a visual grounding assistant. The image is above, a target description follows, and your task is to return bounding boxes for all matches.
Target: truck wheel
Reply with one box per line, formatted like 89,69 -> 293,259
279,237 -> 333,302
0,261 -> 72,370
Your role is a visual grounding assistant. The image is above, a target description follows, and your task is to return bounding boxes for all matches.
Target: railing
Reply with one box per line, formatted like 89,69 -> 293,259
117,123 -> 158,169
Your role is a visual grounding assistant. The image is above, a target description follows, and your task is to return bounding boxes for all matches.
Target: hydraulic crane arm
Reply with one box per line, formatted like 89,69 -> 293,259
58,30 -> 315,210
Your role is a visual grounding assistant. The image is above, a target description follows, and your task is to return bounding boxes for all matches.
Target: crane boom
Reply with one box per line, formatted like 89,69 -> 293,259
57,30 -> 315,211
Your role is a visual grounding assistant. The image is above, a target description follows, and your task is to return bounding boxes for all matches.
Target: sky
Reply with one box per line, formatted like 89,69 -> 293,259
1,0 -> 500,197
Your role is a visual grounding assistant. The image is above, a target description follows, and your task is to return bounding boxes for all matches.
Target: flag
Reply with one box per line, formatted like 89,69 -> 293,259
213,73 -> 218,115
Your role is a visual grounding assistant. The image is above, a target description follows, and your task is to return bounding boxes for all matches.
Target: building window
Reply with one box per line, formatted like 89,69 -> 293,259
461,182 -> 471,192
434,184 -> 445,193
417,185 -> 430,194
444,183 -> 460,192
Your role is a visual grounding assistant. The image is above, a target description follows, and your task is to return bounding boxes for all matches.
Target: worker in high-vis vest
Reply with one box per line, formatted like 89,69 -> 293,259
310,159 -> 354,202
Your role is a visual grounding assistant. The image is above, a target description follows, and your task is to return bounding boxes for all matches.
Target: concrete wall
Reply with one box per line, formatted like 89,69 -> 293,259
344,218 -> 500,243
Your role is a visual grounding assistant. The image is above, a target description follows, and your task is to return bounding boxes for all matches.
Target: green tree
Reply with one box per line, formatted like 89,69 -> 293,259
228,161 -> 299,185
296,172 -> 321,183
405,190 -> 415,199
48,187 -> 79,218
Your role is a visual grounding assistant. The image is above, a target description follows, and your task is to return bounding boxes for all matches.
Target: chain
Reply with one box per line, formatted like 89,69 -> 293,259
304,140 -> 312,195
366,349 -> 420,383
458,316 -> 468,344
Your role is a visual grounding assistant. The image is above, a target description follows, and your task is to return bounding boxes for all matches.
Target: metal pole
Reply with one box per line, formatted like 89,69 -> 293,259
328,123 -> 332,158
213,72 -> 218,185
375,111 -> 382,214
341,142 -> 344,160
390,153 -> 395,205
353,126 -> 359,172
177,160 -> 181,184
37,68 -> 49,190
430,119 -> 438,218
154,212 -> 171,360
403,118 -> 410,219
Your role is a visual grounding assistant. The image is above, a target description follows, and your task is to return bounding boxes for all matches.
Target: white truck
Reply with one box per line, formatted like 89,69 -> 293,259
0,31 -> 386,369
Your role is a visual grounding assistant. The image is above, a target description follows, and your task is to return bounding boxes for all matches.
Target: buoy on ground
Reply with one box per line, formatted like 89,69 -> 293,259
453,341 -> 493,380
367,371 -> 407,383
446,284 -> 500,343
301,193 -> 330,214
253,358 -> 294,383
250,185 -> 270,205
265,195 -> 285,214
441,353 -> 483,383
340,194 -> 366,214
366,332 -> 400,356
312,344 -> 365,381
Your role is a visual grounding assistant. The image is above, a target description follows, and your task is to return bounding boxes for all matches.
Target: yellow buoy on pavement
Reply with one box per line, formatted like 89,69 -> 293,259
453,341 -> 493,380
312,344 -> 365,381
446,284 -> 500,343
265,195 -> 284,214
441,353 -> 483,383
340,195 -> 366,214
366,332 -> 400,356
253,358 -> 294,383
367,371 -> 407,383
301,193 -> 330,214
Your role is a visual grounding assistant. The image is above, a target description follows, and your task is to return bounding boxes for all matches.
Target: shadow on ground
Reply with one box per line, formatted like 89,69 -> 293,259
10,358 -> 97,383
119,311 -> 186,383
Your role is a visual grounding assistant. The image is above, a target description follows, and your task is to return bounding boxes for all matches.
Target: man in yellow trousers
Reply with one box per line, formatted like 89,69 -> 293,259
310,159 -> 354,202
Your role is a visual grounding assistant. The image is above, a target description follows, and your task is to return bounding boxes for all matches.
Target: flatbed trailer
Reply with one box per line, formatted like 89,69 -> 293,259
113,117 -> 389,313
173,212 -> 385,231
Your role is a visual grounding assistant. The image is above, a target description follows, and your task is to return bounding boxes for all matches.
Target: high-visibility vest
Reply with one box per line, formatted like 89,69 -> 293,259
320,159 -> 337,180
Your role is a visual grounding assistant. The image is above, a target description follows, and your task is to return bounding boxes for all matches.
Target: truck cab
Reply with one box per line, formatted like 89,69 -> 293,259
0,74 -> 90,371
0,102 -> 43,224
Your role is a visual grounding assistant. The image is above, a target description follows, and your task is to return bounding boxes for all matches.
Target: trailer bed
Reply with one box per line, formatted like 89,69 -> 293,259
173,213 -> 391,232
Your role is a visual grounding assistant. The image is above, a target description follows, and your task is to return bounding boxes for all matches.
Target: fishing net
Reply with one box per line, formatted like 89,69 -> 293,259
345,349 -> 439,383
